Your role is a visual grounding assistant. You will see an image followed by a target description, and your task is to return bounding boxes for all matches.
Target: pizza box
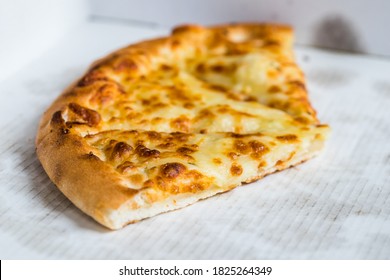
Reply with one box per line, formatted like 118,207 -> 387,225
0,0 -> 389,259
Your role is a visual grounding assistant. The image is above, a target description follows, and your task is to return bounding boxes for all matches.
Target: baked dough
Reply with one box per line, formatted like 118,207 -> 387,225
36,23 -> 329,229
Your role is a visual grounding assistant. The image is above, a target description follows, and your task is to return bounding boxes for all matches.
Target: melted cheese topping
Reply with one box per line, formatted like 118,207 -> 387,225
63,24 -> 329,197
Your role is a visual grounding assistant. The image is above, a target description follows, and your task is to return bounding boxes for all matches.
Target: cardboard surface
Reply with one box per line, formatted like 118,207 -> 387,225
0,20 -> 389,259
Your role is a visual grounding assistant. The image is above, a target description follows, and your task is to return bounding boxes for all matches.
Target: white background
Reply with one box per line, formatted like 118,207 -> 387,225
0,0 -> 88,82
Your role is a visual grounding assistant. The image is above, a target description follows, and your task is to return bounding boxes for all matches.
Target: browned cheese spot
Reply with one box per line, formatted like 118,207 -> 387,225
126,112 -> 142,120
171,39 -> 181,49
154,176 -> 168,192
206,84 -> 228,93
135,145 -> 160,158
117,161 -> 137,173
196,63 -> 206,73
213,158 -> 222,165
196,108 -> 215,120
249,141 -> 269,159
226,47 -> 249,56
140,94 -> 167,111
90,84 -> 121,106
141,99 -> 151,106
276,151 -> 296,167
114,59 -> 138,72
168,86 -> 199,103
187,170 -> 203,180
160,162 -> 187,179
228,132 -> 245,138
258,161 -> 267,169
316,124 -> 329,128
216,105 -> 230,114
111,142 -> 133,161
288,80 -> 306,92
184,102 -> 195,109
154,168 -> 209,194
287,151 -> 296,161
244,96 -> 257,102
51,111 -> 65,125
170,132 -> 191,142
217,105 -> 254,117
135,139 -> 144,146
294,116 -> 310,124
227,152 -> 240,160
227,132 -> 262,138
264,39 -> 280,47
161,64 -> 173,71
154,102 -> 169,109
230,163 -> 243,176
77,70 -> 108,87
82,151 -> 100,161
315,133 -> 323,140
146,131 -> 162,140
276,134 -> 299,143
157,142 -> 175,149
233,140 -> 250,154
268,85 -> 282,93
130,174 -> 144,185
196,61 -> 237,74
189,183 -> 204,192
151,117 -> 164,125
210,64 -> 226,73
177,147 -> 196,154
143,179 -> 154,188
170,116 -> 190,132
68,103 -> 101,127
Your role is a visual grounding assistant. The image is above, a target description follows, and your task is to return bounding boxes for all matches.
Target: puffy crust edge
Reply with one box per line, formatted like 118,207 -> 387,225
36,108 -> 136,228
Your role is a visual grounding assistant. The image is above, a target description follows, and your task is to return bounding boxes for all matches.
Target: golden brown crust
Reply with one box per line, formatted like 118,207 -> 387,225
36,23 -> 329,229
